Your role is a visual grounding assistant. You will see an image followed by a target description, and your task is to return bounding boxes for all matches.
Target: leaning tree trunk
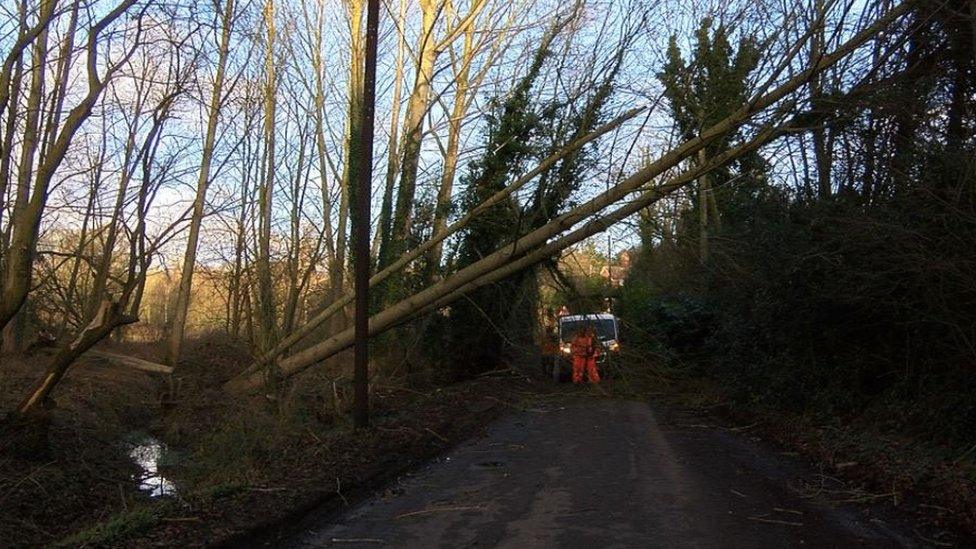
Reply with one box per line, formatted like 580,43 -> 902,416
428,12 -> 477,277
378,0 -> 439,270
237,108 -> 644,378
17,300 -> 137,415
168,0 -> 236,367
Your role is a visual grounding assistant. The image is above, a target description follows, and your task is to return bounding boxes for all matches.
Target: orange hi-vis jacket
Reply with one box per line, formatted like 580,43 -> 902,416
570,333 -> 598,358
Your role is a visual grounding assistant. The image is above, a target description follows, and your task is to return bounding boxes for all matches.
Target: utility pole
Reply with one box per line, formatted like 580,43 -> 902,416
353,0 -> 379,428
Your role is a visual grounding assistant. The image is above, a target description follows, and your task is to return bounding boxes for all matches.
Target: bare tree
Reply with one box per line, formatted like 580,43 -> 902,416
167,0 -> 238,367
254,0 -> 279,356
0,0 -> 142,347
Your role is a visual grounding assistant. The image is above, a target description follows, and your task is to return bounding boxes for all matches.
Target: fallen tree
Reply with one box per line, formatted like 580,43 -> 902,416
238,106 -> 647,378
84,350 -> 174,374
225,1 -> 911,394
412,122 -> 789,320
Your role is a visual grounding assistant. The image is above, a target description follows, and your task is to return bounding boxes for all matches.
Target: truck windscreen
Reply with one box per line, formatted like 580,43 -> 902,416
560,319 -> 616,342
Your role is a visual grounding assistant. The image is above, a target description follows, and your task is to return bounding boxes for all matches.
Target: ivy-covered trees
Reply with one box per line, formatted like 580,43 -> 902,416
446,16 -> 624,376
658,19 -> 765,258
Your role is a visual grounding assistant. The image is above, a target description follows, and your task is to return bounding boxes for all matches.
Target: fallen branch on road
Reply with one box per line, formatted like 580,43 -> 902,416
395,505 -> 488,520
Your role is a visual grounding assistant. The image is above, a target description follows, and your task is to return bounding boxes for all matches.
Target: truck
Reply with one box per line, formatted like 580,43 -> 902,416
545,313 -> 621,382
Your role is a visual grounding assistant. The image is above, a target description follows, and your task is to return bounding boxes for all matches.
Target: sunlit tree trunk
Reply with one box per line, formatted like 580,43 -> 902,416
255,0 -> 279,355
2,0 -> 54,353
379,0 -> 441,269
338,0 -> 365,293
373,0 -> 407,263
428,6 -> 479,276
168,0 -> 236,367
0,0 -> 29,252
306,0 -> 339,293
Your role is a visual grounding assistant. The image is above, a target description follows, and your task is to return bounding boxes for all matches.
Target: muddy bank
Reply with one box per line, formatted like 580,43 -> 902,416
0,350 -> 162,547
0,338 -> 538,547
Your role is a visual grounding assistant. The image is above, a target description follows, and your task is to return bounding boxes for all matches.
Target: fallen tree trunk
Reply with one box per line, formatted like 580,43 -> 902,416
84,350 -> 174,374
238,106 -> 647,379
413,122 -> 788,320
18,299 -> 138,414
224,2 -> 910,395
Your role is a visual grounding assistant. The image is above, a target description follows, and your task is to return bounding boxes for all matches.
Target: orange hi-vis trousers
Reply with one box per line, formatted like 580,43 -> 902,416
572,355 -> 600,384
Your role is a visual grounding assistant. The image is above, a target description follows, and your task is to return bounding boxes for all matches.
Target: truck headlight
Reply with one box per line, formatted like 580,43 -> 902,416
560,343 -> 571,354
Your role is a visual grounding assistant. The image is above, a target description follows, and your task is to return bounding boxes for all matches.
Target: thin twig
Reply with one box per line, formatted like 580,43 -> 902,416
828,492 -> 896,504
425,428 -> 449,443
486,396 -> 524,411
952,441 -> 976,465
913,529 -> 954,547
746,515 -> 803,527
395,505 -> 487,519
336,477 -> 348,506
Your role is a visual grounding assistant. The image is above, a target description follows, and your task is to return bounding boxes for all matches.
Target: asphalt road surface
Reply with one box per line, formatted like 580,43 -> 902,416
283,397 -> 924,548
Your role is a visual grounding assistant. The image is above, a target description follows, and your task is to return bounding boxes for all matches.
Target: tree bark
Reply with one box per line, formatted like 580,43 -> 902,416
698,154 -> 710,262
167,0 -> 236,367
2,0 -> 55,353
255,0 -> 279,355
17,299 -> 138,415
373,0 -> 407,262
428,8 -> 478,276
809,0 -> 832,199
378,0 -> 440,269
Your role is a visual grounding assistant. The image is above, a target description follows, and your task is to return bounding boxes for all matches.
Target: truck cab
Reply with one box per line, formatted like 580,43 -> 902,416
549,313 -> 621,381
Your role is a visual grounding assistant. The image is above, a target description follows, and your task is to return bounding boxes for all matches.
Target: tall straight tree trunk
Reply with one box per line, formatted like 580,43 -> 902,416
697,181 -> 709,262
0,2 -> 26,247
282,131 -> 311,337
336,0 -> 365,295
697,150 -> 711,262
255,0 -> 278,355
428,12 -> 477,276
378,0 -> 440,269
809,0 -> 832,199
168,0 -> 236,367
309,0 -> 339,292
373,0 -> 407,262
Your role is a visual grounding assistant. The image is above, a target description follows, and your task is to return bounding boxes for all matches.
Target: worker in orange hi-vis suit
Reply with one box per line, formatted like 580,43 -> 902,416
570,326 -> 601,384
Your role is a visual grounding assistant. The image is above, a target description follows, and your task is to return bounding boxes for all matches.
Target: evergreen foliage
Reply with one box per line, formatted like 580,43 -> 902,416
443,19 -> 624,377
658,19 -> 767,227
622,5 -> 976,449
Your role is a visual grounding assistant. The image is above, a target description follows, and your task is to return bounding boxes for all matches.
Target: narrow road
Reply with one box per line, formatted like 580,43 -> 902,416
284,397 -> 921,548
